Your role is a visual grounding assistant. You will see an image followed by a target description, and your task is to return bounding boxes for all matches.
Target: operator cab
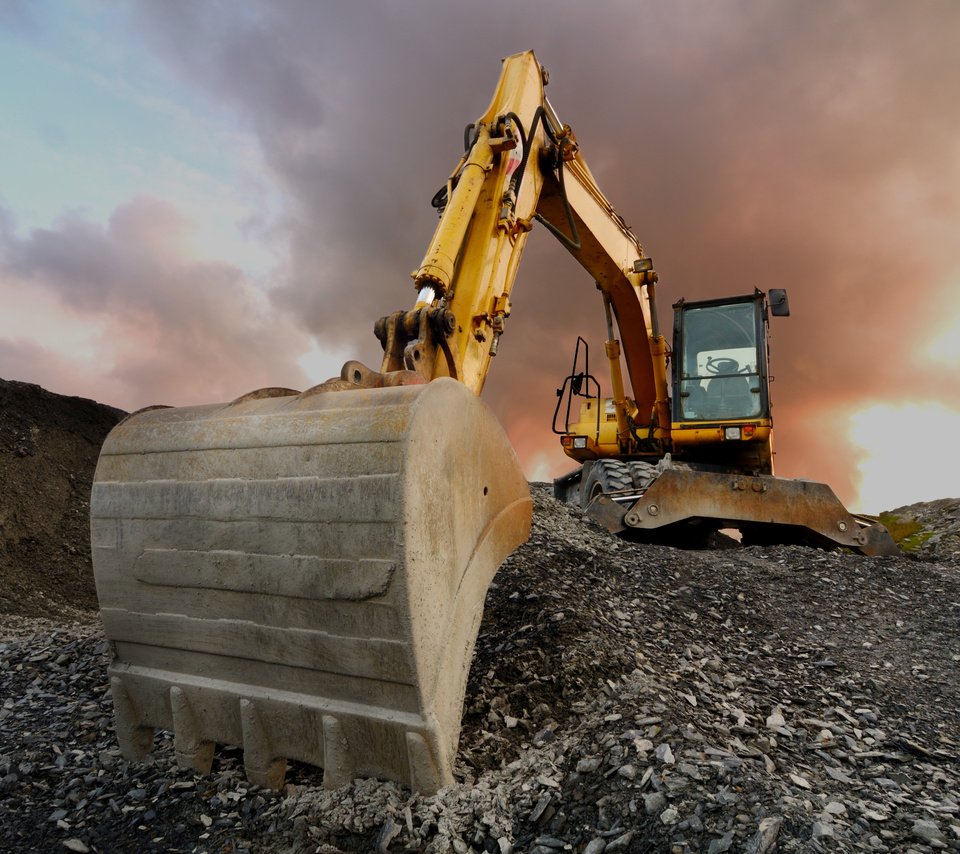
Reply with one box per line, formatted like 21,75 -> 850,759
674,295 -> 766,422
670,289 -> 788,473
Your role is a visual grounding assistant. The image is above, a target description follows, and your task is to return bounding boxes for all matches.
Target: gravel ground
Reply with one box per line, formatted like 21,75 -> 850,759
2,486 -> 958,854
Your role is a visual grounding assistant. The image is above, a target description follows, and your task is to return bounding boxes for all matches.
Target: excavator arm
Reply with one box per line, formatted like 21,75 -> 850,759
372,51 -> 668,442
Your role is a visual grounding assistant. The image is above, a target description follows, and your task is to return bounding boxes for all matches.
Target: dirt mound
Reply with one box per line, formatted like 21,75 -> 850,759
0,378 -> 124,618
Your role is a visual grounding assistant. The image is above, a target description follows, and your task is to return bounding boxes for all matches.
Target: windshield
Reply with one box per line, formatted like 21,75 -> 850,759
678,302 -> 762,421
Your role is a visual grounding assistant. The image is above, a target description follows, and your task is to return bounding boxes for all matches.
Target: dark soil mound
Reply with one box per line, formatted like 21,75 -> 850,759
0,378 -> 125,618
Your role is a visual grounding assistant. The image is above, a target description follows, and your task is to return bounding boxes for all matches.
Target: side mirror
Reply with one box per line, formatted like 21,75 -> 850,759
768,289 -> 790,317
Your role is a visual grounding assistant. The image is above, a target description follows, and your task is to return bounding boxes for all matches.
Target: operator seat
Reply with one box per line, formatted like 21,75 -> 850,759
704,375 -> 753,418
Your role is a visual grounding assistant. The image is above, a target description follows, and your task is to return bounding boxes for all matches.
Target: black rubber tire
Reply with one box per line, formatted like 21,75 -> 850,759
579,460 -> 634,510
626,460 -> 660,491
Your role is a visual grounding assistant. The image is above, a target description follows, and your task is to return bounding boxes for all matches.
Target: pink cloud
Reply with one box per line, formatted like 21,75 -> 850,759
1,197 -> 311,410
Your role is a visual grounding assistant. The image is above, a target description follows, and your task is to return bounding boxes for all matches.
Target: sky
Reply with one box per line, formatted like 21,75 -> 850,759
2,0 -> 960,513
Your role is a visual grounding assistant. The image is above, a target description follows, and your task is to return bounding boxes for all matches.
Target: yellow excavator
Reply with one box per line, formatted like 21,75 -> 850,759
90,51 -> 895,796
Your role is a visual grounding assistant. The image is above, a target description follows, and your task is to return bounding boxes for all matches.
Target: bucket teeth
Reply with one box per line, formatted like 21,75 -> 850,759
406,731 -> 449,794
110,676 -> 154,760
170,687 -> 214,774
321,715 -> 354,789
240,699 -> 287,791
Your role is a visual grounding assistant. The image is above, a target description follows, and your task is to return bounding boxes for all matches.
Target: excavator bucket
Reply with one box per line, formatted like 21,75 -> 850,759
90,377 -> 531,793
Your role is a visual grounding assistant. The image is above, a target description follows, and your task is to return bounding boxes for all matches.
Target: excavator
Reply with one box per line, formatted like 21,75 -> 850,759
89,51 -> 896,797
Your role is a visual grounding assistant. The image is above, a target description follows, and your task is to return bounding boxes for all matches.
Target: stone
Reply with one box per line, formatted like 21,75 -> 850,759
532,728 -> 556,745
654,743 -> 675,765
643,792 -> 667,815
811,821 -> 834,839
3,479 -> 960,854
745,816 -> 782,854
528,794 -> 553,824
707,831 -> 734,853
825,767 -> 852,784
375,816 -> 401,853
765,709 -> 786,730
532,837 -> 566,850
576,757 -> 602,773
912,819 -> 945,842
604,832 -> 634,852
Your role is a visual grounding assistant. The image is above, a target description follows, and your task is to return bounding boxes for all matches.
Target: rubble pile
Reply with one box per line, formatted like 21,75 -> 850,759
2,486 -> 958,853
883,499 -> 960,566
1,379 -> 957,852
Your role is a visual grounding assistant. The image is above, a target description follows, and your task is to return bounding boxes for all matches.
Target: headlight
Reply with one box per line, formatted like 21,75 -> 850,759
724,426 -> 741,440
573,436 -> 588,449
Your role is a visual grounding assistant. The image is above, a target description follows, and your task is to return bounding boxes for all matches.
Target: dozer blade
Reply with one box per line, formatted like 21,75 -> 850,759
90,377 -> 531,793
589,468 -> 898,556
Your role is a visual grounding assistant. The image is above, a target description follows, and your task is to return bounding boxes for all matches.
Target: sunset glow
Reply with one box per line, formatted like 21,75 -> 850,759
849,402 -> 960,514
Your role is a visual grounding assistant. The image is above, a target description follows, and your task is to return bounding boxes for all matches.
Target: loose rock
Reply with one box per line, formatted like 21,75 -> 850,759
2,396 -> 959,854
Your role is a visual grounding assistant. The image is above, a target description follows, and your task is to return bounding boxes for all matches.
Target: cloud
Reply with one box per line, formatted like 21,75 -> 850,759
850,402 -> 960,513
12,1 -> 960,508
133,1 -> 960,506
0,197 -> 311,409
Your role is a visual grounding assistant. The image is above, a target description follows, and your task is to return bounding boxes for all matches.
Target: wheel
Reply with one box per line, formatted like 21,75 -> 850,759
626,460 -> 660,491
579,460 -> 634,510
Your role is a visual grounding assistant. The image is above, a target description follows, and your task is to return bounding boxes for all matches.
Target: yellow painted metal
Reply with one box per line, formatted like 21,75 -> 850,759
670,422 -> 773,446
562,397 -> 651,462
647,316 -> 673,442
605,337 -> 631,447
91,49 -> 677,797
91,49 -> 891,804
411,50 -> 669,437
418,52 -> 546,395
538,157 -> 669,435
414,124 -> 497,296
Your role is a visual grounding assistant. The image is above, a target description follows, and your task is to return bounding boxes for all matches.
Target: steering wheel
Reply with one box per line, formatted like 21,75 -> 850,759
705,356 -> 741,375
